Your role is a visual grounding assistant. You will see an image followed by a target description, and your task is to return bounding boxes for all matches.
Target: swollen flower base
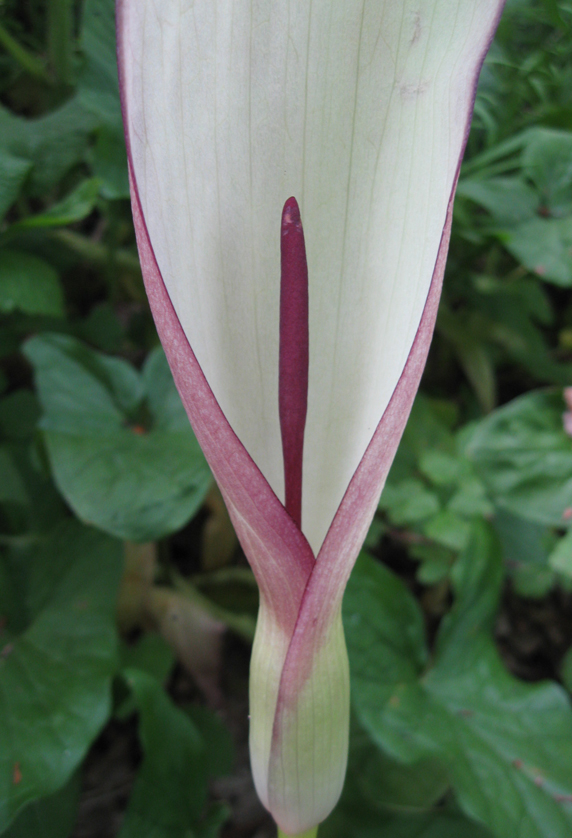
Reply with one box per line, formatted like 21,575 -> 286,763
117,1 -> 505,833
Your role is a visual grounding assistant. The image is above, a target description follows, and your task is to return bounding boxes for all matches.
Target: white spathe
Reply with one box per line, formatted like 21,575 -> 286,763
122,0 -> 498,553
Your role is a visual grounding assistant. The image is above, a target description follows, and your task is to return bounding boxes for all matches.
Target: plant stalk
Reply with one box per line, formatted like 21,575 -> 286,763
0,23 -> 51,83
47,0 -> 75,86
277,828 -> 318,838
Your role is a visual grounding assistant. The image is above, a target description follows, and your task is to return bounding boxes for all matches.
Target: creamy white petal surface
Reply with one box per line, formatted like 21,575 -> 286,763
122,0 -> 500,553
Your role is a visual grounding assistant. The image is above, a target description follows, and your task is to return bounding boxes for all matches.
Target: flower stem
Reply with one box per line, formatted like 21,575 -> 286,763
277,829 -> 318,838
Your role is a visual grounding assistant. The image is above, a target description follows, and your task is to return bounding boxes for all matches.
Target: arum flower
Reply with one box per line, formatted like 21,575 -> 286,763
117,2 -> 504,835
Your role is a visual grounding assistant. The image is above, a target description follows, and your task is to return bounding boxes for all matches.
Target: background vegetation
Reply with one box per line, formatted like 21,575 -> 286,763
1,1 -> 572,836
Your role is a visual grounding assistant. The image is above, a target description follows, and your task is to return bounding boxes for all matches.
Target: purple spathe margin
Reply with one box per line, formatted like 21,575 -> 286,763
268,0 -> 507,781
117,0 -> 315,639
117,0 -> 507,823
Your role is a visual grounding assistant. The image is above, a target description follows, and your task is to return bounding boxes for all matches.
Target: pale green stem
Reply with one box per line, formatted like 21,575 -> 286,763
277,828 -> 318,838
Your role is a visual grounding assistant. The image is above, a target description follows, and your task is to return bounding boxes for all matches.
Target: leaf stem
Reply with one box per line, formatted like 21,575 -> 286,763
51,229 -> 141,272
49,230 -> 146,301
0,23 -> 51,83
47,0 -> 75,86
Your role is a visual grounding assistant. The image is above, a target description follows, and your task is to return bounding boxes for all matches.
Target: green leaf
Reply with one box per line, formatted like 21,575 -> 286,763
24,335 -> 212,541
549,529 -> 572,580
411,543 -> 455,585
379,479 -> 440,526
120,632 -> 175,689
323,808 -> 493,838
2,773 -> 80,838
504,216 -> 572,287
447,477 -> 493,519
345,526 -> 572,838
0,100 -> 98,196
0,251 -> 64,317
185,705 -> 234,781
0,520 -> 122,832
322,714 -> 491,838
77,0 -> 130,201
0,446 -> 27,506
457,176 -> 539,224
466,389 -> 572,527
119,670 -> 221,838
11,178 -> 100,230
25,333 -> 144,429
437,305 -> 497,414
78,0 -> 122,131
561,648 -> 572,694
419,450 -> 464,487
91,127 -> 129,200
423,510 -> 472,551
0,151 -> 32,222
494,509 -> 556,598
0,391 -> 41,442
388,396 -> 457,483
522,129 -> 572,218
349,716 -> 449,812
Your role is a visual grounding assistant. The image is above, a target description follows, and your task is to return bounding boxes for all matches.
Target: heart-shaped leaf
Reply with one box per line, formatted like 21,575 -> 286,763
24,335 -> 212,541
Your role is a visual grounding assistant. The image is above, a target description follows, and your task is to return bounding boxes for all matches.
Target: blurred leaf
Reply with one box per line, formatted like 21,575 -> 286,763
0,391 -> 41,442
348,716 -> 449,812
466,274 -> 572,386
91,126 -> 129,200
0,100 -> 98,196
80,303 -> 124,353
185,705 -> 235,781
78,0 -> 122,131
437,305 -> 497,413
0,520 -> 122,832
345,525 -> 572,838
549,529 -> 572,579
457,176 -> 539,224
11,179 -> 100,230
120,632 -> 175,689
379,479 -> 440,525
0,151 -> 32,222
419,450 -> 464,487
494,508 -> 556,598
24,335 -> 212,541
77,0 -> 130,201
504,216 -> 572,286
562,647 -> 572,694
26,333 -> 144,426
0,251 -> 64,317
1,440 -> 68,536
2,773 -> 80,838
459,130 -> 572,286
466,389 -> 572,527
388,396 -> 457,483
423,510 -> 472,551
119,670 -> 228,838
323,808 -> 493,838
447,476 -> 493,518
522,129 -> 572,217
412,542 -> 455,585
0,447 -> 27,505
321,713 -> 493,838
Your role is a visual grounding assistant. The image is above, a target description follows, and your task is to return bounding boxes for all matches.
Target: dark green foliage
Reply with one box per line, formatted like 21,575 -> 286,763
0,1 -> 572,837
